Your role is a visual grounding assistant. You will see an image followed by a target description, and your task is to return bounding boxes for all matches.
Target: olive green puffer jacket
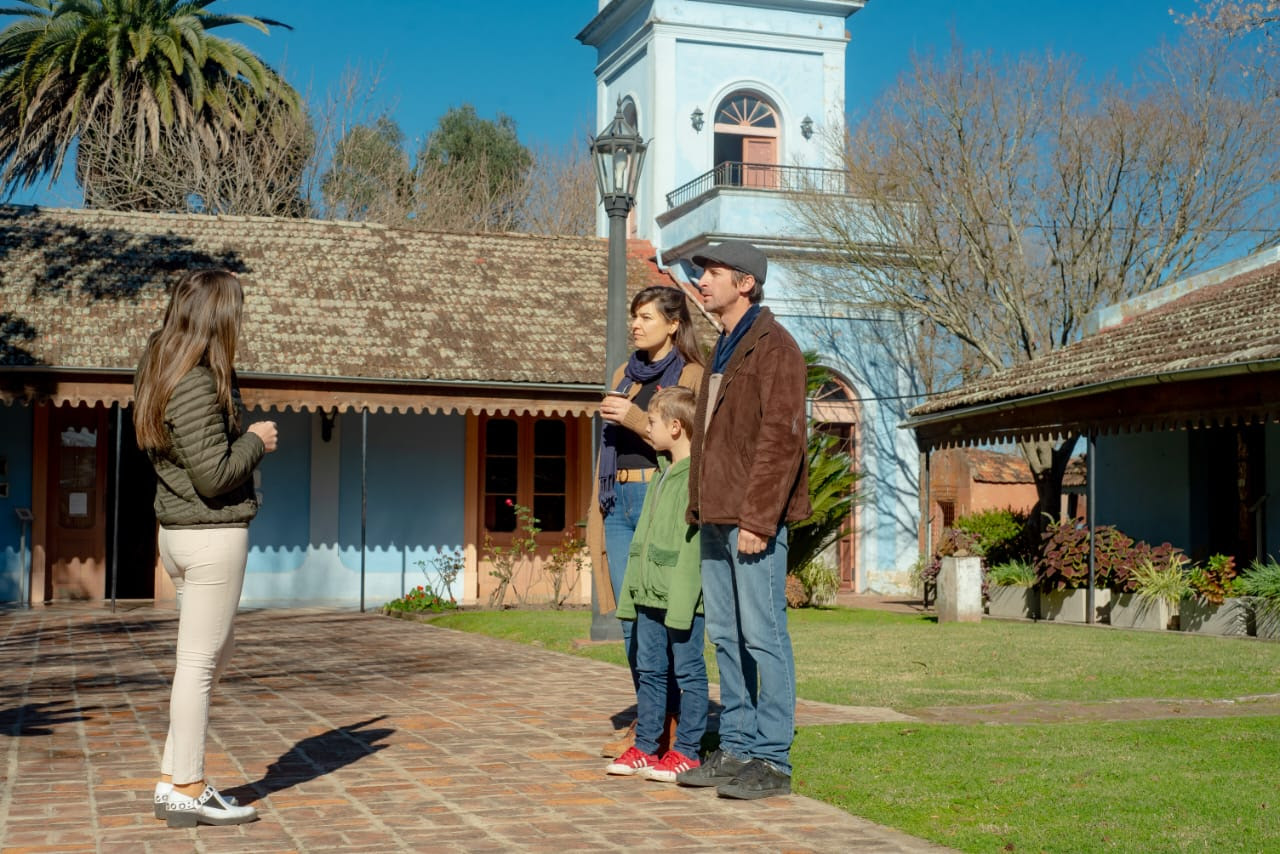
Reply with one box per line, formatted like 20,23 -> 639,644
149,366 -> 264,528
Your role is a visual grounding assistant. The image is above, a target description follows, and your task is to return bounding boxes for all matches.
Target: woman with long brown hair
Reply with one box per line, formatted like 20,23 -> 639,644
587,284 -> 704,758
134,269 -> 277,827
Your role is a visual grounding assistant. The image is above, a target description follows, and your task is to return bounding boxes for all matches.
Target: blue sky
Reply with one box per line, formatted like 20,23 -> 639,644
9,0 -> 1194,206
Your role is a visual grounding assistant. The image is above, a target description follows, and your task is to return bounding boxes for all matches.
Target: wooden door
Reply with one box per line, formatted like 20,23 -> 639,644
742,137 -> 778,188
45,405 -> 108,600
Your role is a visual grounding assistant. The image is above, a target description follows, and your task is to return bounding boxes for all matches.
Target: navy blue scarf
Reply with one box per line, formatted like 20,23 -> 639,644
712,304 -> 761,374
598,348 -> 685,513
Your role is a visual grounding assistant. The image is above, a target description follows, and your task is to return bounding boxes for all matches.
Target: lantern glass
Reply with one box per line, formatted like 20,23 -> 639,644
590,98 -> 648,205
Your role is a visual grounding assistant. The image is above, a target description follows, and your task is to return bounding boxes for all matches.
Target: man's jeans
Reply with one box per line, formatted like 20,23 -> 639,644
633,606 -> 708,757
700,523 -> 796,774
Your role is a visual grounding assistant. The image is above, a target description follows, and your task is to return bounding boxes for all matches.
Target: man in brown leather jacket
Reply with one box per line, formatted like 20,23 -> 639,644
675,240 -> 811,800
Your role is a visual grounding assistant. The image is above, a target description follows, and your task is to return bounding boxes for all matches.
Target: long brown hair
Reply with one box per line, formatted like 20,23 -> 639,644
134,270 -> 245,451
630,285 -> 705,367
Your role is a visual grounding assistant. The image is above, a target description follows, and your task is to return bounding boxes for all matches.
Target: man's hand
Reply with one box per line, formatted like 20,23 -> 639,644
738,529 -> 769,555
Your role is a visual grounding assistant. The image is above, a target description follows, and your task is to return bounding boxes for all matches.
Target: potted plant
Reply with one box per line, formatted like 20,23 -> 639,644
1182,554 -> 1252,636
921,527 -> 979,609
985,560 -> 1038,619
1238,558 -> 1280,639
1036,521 -> 1113,623
796,558 -> 840,608
1110,554 -> 1190,630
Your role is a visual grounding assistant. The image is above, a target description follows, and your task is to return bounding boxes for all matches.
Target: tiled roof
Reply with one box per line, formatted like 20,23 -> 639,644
911,251 -> 1280,417
0,206 -> 680,388
967,449 -> 1034,484
966,448 -> 1086,488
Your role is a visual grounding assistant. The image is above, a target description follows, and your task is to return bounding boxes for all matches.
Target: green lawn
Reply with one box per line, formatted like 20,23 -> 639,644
420,606 -> 1280,852
428,606 -> 1280,708
793,718 -> 1280,853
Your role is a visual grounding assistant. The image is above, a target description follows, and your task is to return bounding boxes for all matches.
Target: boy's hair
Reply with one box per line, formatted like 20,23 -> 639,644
649,386 -> 696,436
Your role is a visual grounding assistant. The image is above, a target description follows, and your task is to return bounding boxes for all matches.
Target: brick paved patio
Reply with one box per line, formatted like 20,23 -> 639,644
0,605 -> 947,853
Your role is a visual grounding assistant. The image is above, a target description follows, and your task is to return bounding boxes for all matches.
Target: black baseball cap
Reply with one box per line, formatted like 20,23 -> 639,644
691,240 -> 767,284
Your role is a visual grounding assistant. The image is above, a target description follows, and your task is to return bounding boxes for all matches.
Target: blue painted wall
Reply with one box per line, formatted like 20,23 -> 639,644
1094,431 -> 1191,549
236,409 -> 466,606
337,411 -> 466,605
246,407 -> 311,566
778,291 -> 923,593
0,404 -> 33,602
1267,424 -> 1280,559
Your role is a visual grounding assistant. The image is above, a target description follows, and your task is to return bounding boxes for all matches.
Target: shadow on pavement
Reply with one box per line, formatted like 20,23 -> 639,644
225,715 -> 394,805
0,700 -> 91,736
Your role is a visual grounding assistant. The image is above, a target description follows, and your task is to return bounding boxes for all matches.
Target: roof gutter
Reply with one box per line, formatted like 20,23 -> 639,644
901,357 -> 1280,433
0,365 -> 602,395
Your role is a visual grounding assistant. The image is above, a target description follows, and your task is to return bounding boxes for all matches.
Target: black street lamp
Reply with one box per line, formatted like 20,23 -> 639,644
591,98 -> 648,388
588,98 -> 647,642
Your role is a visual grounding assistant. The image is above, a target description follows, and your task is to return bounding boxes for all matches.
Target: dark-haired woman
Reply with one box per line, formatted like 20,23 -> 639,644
134,269 -> 277,827
588,284 -> 704,757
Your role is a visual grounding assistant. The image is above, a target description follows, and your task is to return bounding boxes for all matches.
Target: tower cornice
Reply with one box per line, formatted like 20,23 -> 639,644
577,0 -> 867,47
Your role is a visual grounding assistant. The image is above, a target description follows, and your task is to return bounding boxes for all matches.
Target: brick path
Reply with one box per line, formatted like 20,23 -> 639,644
0,605 -> 947,853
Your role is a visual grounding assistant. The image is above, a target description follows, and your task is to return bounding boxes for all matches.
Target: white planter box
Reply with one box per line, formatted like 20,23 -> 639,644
1254,600 -> 1280,640
1109,593 -> 1174,631
938,556 -> 983,623
987,585 -> 1038,620
1180,597 -> 1252,637
1039,588 -> 1111,623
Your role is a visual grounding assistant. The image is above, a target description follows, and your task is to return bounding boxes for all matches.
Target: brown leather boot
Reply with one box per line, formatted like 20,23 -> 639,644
600,720 -> 636,758
656,714 -> 679,755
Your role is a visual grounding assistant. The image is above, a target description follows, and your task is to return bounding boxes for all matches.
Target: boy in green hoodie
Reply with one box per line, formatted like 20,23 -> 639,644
606,386 -> 708,782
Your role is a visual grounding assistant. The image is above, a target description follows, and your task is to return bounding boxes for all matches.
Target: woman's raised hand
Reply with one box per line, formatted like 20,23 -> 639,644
599,393 -> 631,424
247,421 -> 278,452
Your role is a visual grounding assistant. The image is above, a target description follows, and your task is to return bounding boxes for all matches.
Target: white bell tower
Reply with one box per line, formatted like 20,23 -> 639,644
577,0 -> 868,254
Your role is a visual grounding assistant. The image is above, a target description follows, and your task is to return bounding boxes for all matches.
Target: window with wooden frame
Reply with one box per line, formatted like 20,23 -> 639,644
480,414 -> 578,541
714,90 -> 780,188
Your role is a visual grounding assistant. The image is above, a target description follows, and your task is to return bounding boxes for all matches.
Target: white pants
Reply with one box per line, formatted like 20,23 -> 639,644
157,526 -> 249,784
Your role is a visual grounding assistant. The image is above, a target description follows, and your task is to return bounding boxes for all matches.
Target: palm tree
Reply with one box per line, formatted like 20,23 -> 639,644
0,0 -> 295,195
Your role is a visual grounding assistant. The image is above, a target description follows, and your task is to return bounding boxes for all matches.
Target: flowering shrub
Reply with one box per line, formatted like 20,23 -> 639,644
384,585 -> 457,614
425,548 -> 464,602
543,532 -> 587,610
483,500 -> 540,608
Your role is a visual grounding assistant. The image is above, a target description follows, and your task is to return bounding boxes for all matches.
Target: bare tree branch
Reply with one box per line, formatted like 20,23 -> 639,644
793,35 -> 1280,525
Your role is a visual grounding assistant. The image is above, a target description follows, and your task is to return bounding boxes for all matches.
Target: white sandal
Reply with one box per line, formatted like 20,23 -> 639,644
165,784 -> 258,828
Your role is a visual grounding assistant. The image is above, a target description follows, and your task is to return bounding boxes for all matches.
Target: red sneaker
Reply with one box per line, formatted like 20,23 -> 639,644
606,746 -> 657,776
646,749 -> 700,783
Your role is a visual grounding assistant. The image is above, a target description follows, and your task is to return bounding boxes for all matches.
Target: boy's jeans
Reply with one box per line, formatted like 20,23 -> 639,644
700,523 -> 796,774
603,480 -> 678,713
633,606 -> 708,757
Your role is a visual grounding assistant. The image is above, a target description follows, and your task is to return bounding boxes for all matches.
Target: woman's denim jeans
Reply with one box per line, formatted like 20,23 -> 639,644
633,606 -> 708,757
602,479 -> 648,690
700,522 -> 796,774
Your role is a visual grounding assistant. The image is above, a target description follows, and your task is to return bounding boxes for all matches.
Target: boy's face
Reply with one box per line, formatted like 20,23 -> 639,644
646,409 -> 677,452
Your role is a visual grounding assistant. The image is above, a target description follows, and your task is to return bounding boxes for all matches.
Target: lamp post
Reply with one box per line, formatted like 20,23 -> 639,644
588,98 -> 648,641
